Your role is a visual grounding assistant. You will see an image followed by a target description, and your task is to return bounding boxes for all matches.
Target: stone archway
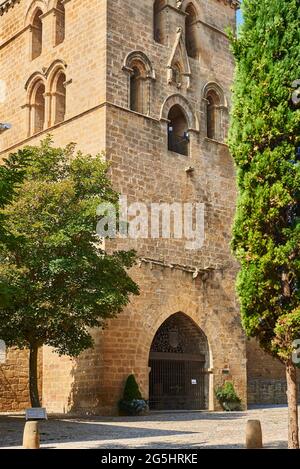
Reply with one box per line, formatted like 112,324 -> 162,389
148,312 -> 210,411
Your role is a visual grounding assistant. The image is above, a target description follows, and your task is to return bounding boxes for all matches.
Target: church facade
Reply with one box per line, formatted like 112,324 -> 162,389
0,0 -> 291,415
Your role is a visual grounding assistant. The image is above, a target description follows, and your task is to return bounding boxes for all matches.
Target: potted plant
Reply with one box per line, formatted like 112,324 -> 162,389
118,374 -> 149,416
215,382 -> 242,411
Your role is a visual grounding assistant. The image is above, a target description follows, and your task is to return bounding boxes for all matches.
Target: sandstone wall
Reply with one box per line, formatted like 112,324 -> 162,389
0,0 -> 248,415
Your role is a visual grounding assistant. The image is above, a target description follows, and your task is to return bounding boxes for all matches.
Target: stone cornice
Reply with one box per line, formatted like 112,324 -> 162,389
0,0 -> 20,16
1,0 -> 240,17
217,0 -> 240,10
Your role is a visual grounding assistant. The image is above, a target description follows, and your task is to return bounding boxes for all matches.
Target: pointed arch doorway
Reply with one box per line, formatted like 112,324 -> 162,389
149,313 -> 210,411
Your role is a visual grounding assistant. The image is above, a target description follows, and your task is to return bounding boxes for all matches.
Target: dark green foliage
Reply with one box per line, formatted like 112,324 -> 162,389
123,374 -> 143,401
0,152 -> 27,237
119,375 -> 149,416
228,0 -> 300,358
0,137 -> 139,356
118,399 -> 149,416
215,382 -> 241,411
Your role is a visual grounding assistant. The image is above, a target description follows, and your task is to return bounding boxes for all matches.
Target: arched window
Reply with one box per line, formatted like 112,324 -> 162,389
130,63 -> 146,114
124,51 -> 155,115
185,3 -> 198,59
168,105 -> 189,156
33,82 -> 45,133
54,0 -> 65,46
31,9 -> 43,59
53,72 -> 66,124
206,90 -> 221,140
153,0 -> 164,44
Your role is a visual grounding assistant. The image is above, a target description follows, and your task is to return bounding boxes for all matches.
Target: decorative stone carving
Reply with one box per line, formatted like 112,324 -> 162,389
0,0 -> 21,17
167,27 -> 191,89
151,313 -> 208,356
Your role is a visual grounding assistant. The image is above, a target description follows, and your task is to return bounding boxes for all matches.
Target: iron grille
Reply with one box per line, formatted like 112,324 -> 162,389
149,357 -> 205,410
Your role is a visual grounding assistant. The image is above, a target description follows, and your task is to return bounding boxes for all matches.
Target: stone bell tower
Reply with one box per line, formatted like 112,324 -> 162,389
1,0 -> 248,415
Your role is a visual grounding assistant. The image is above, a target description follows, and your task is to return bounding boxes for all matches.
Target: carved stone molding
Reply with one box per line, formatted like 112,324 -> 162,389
0,0 -> 21,16
217,0 -> 240,10
167,27 -> 191,90
177,0 -> 240,11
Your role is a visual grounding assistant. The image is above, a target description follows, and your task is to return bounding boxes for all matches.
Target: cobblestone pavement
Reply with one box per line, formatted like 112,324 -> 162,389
0,406 -> 291,449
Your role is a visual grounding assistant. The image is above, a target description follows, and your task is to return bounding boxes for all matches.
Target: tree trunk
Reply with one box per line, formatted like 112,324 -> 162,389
29,344 -> 41,408
286,361 -> 299,449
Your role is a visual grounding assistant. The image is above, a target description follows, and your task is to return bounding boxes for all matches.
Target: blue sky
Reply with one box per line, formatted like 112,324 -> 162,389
237,9 -> 243,26
237,1 -> 243,26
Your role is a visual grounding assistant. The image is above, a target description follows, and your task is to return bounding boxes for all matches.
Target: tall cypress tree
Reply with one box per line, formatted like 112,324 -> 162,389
229,0 -> 300,448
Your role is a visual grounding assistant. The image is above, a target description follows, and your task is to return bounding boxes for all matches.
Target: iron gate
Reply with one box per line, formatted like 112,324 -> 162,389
148,313 -> 209,411
149,353 -> 205,410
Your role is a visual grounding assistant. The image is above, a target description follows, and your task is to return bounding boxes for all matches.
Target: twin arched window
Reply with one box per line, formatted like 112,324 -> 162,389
29,1 -> 65,60
27,69 -> 66,136
167,92 -> 226,154
124,52 -> 155,116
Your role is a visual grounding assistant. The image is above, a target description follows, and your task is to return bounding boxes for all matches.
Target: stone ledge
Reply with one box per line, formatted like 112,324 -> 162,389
0,0 -> 240,17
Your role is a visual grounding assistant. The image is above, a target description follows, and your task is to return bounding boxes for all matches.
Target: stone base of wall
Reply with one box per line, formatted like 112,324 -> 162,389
0,349 -> 30,412
248,378 -> 300,405
0,348 -> 42,412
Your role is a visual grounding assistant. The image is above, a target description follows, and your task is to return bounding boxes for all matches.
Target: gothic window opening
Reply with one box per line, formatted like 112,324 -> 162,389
185,3 -> 198,59
206,90 -> 221,140
31,9 -> 43,59
130,64 -> 146,114
168,105 -> 189,156
54,0 -> 65,46
33,82 -> 45,133
53,72 -> 66,124
153,0 -> 164,44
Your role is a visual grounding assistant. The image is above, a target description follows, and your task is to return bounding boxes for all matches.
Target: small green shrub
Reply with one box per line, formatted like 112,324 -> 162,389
118,374 -> 149,416
123,375 -> 142,401
215,382 -> 241,411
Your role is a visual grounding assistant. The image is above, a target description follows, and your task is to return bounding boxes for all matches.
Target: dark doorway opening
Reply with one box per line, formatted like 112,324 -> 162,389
149,313 -> 209,410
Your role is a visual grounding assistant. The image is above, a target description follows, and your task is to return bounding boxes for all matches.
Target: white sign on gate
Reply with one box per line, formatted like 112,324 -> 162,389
0,340 -> 6,364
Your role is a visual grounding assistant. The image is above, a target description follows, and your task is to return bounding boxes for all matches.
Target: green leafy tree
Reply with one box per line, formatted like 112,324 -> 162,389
0,137 -> 139,408
0,151 -> 27,231
229,0 -> 300,448
0,154 -> 27,306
